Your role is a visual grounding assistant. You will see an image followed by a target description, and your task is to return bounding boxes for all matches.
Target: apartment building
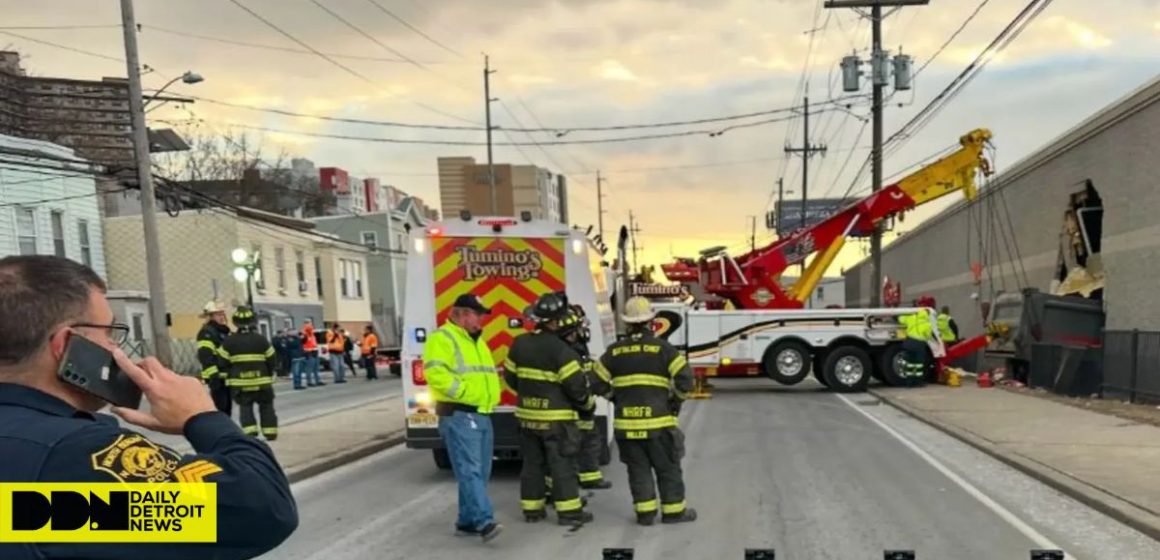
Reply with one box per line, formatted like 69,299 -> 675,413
437,156 -> 567,223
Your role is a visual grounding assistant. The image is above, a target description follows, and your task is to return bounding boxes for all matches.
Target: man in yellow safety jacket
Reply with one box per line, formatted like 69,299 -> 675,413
898,309 -> 934,387
422,293 -> 503,542
938,306 -> 959,344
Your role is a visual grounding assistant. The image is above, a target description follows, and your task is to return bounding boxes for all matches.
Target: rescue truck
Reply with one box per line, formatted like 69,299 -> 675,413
400,212 -> 617,469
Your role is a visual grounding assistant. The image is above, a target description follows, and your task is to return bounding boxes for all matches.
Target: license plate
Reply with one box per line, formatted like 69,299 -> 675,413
407,413 -> 438,429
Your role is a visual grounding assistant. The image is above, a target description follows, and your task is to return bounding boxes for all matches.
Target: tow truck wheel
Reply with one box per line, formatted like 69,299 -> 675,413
876,344 -> 907,387
762,340 -> 811,386
433,449 -> 452,470
822,346 -> 872,393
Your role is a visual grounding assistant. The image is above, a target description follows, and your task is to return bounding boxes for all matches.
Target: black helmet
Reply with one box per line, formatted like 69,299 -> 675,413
232,305 -> 257,326
531,292 -> 569,324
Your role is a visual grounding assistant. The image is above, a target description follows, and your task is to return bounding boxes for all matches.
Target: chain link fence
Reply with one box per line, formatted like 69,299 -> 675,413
123,338 -> 204,377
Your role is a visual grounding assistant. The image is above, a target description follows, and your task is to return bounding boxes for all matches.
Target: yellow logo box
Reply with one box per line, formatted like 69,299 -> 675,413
0,483 -> 217,543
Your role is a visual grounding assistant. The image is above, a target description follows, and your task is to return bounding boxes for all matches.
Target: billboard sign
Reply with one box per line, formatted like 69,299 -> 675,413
767,198 -> 858,237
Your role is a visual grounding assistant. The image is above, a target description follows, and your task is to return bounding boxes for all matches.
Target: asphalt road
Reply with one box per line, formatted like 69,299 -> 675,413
260,379 -> 1160,560
124,374 -> 402,451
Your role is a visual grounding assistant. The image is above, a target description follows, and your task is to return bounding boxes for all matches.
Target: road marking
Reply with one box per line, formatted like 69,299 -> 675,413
836,394 -> 1075,559
290,443 -> 407,492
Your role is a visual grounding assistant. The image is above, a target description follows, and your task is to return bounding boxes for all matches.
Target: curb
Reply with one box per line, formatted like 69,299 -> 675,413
868,387 -> 1160,543
285,430 -> 405,484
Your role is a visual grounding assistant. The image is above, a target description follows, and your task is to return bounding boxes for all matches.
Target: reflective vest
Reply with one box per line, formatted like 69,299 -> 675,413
421,322 -> 501,413
899,312 -> 933,341
326,331 -> 346,353
302,325 -> 318,351
937,313 -> 957,342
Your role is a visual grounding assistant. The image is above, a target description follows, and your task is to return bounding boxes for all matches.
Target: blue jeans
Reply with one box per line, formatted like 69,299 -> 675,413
291,358 -> 306,388
303,352 -> 321,385
438,411 -> 495,530
329,353 -> 346,382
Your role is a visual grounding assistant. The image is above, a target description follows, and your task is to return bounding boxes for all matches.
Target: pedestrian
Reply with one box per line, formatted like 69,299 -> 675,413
196,299 -> 233,416
0,255 -> 297,560
285,327 -> 306,390
218,306 -> 279,440
301,319 -> 323,387
505,292 -> 595,527
361,325 -> 379,380
271,330 -> 288,378
597,296 -> 697,525
561,303 -> 613,490
325,323 -> 347,383
422,293 -> 503,541
342,327 -> 357,373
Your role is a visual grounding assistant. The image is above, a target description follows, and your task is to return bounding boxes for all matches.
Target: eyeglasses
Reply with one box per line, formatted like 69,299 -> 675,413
71,322 -> 131,346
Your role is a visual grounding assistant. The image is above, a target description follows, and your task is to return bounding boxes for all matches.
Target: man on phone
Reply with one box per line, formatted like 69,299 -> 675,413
0,255 -> 298,559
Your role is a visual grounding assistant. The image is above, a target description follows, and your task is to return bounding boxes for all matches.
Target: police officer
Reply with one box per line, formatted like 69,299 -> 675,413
0,255 -> 297,560
218,306 -> 279,440
560,303 -> 613,490
196,300 -> 232,415
504,292 -> 595,526
597,296 -> 697,525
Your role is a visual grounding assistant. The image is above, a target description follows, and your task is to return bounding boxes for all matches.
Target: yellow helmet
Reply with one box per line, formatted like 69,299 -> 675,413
622,296 -> 656,324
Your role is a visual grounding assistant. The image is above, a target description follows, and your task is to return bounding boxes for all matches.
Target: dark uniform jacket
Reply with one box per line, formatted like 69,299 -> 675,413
0,383 -> 298,560
196,321 -> 231,382
596,331 -> 694,440
218,331 -> 277,390
503,330 -> 593,429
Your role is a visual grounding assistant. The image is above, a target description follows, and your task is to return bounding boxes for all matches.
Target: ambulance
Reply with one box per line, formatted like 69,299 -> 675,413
400,213 -> 617,470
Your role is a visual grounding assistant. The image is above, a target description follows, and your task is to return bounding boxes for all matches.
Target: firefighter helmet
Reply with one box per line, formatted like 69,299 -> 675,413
201,300 -> 227,316
232,305 -> 257,326
531,292 -> 570,324
622,296 -> 656,324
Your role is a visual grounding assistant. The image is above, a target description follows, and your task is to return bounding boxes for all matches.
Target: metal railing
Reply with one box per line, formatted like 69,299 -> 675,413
1101,329 -> 1160,404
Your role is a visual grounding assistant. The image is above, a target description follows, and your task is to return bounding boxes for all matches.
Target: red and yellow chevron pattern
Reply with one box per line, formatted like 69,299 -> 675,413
433,236 -> 566,406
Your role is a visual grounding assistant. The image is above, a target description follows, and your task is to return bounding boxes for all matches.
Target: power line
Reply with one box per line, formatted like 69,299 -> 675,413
139,24 -> 416,64
363,0 -> 464,58
0,30 -> 123,62
0,24 -> 121,30
914,0 -> 992,77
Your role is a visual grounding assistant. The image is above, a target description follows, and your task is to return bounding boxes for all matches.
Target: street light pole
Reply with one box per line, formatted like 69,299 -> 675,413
120,0 -> 173,366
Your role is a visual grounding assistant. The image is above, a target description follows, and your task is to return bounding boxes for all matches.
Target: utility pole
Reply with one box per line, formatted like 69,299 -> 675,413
596,170 -> 607,243
627,210 -> 641,276
748,215 -> 757,252
120,0 -> 173,367
785,94 -> 827,274
483,54 -> 498,215
826,0 -> 923,306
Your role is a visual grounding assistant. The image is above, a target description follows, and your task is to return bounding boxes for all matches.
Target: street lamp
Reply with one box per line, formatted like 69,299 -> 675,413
145,70 -> 203,113
231,248 -> 261,311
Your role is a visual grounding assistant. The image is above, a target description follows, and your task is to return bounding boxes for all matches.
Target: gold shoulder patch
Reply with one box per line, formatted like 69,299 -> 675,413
173,460 -> 223,483
91,434 -> 182,483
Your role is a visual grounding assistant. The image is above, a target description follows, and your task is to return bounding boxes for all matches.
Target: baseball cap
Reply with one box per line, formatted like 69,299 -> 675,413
453,293 -> 491,314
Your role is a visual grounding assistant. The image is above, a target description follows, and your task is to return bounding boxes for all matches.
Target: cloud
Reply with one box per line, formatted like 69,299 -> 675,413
597,59 -> 639,82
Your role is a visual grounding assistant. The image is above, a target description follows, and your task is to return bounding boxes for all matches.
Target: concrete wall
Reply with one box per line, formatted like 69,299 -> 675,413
844,75 -> 1160,335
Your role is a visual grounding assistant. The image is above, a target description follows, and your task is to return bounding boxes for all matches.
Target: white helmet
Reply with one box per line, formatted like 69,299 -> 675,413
621,296 -> 656,324
202,300 -> 227,316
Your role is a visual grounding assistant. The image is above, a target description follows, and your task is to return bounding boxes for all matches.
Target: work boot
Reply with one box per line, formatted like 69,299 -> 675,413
454,524 -> 480,536
636,512 -> 657,526
581,479 -> 613,490
523,510 -> 547,523
661,508 -> 698,524
557,510 -> 594,527
480,522 -> 503,543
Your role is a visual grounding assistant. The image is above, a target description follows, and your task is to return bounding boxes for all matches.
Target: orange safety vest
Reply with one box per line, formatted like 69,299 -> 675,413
326,331 -> 346,352
361,333 -> 379,356
303,325 -> 318,351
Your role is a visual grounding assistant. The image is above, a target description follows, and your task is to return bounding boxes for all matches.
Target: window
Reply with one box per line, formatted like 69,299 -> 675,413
295,250 -> 306,286
354,261 -> 363,298
340,259 -> 350,297
252,243 -> 264,287
16,208 -> 36,255
274,247 -> 286,290
315,256 -> 324,297
361,231 -> 378,250
50,211 -> 65,257
78,219 -> 92,266
131,313 -> 145,342
817,286 -> 825,299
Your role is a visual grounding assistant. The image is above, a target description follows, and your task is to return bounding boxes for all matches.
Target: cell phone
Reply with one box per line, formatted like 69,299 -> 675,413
56,334 -> 142,409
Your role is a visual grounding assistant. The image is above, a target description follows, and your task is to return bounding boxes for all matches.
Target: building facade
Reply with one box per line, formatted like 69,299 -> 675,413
437,156 -> 567,222
0,51 -> 133,166
780,276 -> 846,309
0,134 -> 106,277
844,75 -> 1160,335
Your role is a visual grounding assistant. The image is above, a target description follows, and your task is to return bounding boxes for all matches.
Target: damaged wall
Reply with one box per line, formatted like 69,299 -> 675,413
845,74 -> 1160,333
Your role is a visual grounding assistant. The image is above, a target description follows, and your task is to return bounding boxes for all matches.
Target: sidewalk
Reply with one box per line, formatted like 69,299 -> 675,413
870,383 -> 1160,541
267,395 -> 404,483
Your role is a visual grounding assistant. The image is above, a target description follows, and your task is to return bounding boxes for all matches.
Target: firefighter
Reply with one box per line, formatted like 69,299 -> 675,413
218,306 -> 279,440
504,292 -> 595,526
560,303 -> 613,490
898,307 -> 934,387
196,300 -> 233,416
597,296 -> 697,525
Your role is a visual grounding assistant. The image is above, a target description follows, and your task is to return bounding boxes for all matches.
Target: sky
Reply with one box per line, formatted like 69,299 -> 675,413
3,0 -> 1159,280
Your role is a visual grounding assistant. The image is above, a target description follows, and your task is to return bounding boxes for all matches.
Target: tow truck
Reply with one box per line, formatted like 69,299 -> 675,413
399,212 -> 616,469
654,129 -> 996,392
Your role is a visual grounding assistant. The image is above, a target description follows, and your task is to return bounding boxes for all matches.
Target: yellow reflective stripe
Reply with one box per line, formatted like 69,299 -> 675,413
241,425 -> 259,435
516,367 -> 557,382
216,348 -> 230,359
579,471 -> 603,482
227,377 -> 274,387
558,360 -> 581,382
614,416 -> 677,431
423,360 -> 453,372
199,365 -> 219,379
593,361 -> 612,383
662,500 -> 687,514
611,374 -> 670,389
264,347 -> 275,357
503,358 -> 516,372
261,427 -> 278,434
673,389 -> 690,400
520,499 -> 546,511
634,499 -> 658,513
230,353 -> 268,363
583,394 -> 595,410
576,420 -> 595,430
668,355 -> 687,376
516,408 -> 578,421
196,340 -> 216,350
555,497 -> 583,512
